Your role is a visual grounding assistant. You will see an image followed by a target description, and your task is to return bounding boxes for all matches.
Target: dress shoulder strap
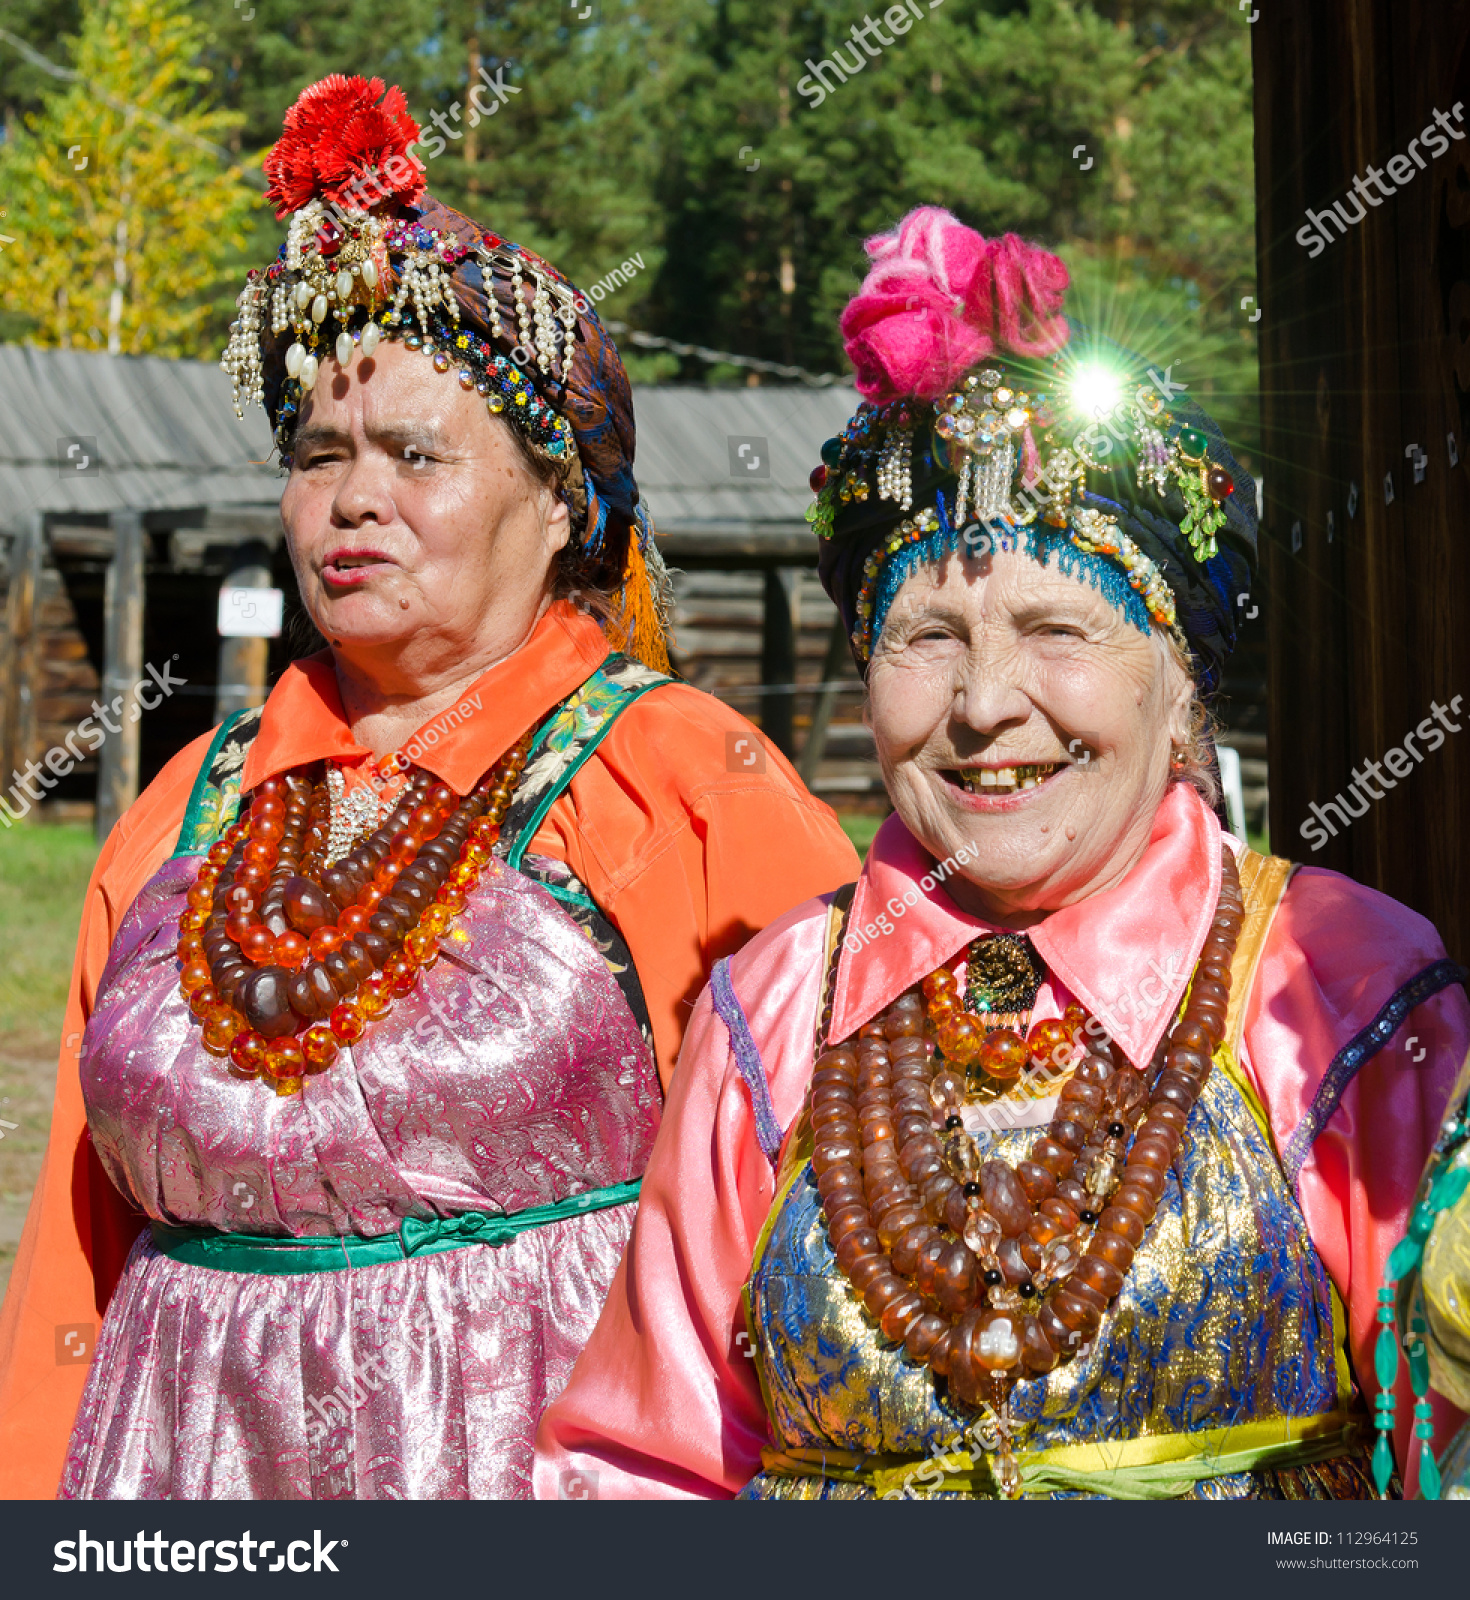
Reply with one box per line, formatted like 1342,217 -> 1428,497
1216,847 -> 1360,1410
499,652 -> 671,873
1206,845 -> 1296,1157
764,882 -> 857,1195
1224,846 -> 1297,1052
170,706 -> 264,858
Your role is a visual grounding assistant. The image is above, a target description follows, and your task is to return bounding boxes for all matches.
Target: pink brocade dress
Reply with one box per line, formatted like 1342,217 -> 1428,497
58,847 -> 660,1500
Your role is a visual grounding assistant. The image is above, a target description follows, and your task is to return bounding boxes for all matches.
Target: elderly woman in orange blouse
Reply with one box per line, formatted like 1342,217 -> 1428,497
0,76 -> 856,1500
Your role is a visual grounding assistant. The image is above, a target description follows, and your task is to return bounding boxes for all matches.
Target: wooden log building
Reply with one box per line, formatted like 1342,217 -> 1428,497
0,347 -> 1268,839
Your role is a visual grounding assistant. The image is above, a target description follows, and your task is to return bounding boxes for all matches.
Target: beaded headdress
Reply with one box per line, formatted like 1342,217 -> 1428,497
814,208 -> 1257,690
220,75 -> 671,672
225,196 -> 582,471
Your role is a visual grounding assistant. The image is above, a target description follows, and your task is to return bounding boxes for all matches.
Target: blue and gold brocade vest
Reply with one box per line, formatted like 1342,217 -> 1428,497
740,851 -> 1377,1500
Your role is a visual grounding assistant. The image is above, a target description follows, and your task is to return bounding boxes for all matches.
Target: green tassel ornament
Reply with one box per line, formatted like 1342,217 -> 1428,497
1372,1104 -> 1470,1499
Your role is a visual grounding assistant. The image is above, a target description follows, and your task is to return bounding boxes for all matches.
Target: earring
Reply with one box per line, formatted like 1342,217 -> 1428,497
1169,747 -> 1188,771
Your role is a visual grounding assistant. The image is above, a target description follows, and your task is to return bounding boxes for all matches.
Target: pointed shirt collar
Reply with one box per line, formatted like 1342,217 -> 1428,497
240,599 -> 610,797
831,782 -> 1224,1069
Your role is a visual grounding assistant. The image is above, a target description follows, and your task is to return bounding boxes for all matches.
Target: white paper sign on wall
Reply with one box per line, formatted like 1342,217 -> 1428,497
218,586 -> 285,638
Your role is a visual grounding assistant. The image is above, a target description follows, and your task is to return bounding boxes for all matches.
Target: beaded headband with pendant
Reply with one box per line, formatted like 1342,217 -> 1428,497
221,198 -> 580,471
812,353 -> 1236,660
817,209 -> 1256,683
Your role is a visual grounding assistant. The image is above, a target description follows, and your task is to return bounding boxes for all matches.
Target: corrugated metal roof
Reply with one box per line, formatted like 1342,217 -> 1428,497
630,385 -> 858,531
0,346 -> 280,533
0,345 -> 858,537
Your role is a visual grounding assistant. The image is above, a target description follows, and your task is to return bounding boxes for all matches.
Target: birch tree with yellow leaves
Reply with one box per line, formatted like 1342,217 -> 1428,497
0,0 -> 256,357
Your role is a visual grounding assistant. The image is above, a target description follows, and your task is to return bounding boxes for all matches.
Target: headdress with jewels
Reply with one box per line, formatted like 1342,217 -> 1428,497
220,74 -> 671,672
811,207 -> 1257,693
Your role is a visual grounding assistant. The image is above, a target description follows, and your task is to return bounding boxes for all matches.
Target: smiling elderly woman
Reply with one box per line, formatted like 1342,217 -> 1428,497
535,209 -> 1470,1501
0,77 -> 856,1500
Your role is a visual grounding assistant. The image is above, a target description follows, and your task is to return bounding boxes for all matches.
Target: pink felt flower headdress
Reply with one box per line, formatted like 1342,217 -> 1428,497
839,206 -> 1071,404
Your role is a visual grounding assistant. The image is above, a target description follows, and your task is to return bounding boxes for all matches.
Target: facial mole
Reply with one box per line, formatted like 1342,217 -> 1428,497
1065,825 -> 1077,841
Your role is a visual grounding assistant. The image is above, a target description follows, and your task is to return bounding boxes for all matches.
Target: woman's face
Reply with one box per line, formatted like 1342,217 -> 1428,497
865,546 -> 1193,924
279,339 -> 570,685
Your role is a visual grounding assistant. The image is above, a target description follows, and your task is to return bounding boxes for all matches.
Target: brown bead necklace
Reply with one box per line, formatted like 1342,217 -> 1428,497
175,731 -> 533,1096
811,846 -> 1243,1496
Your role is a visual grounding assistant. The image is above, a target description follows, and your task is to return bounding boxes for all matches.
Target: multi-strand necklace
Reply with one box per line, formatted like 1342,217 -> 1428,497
813,846 -> 1243,1495
175,732 -> 532,1095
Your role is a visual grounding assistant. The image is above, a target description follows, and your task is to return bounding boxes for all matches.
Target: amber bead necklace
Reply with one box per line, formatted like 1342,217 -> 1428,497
175,730 -> 533,1096
925,932 -> 1067,1096
811,846 -> 1243,1497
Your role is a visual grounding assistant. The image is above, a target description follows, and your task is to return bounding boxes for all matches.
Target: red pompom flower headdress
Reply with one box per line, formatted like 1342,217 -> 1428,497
224,75 -> 577,469
261,75 -> 426,218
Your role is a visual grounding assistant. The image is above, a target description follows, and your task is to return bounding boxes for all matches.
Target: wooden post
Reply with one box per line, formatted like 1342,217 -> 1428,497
1254,1 -> 1470,965
760,567 -> 796,758
214,542 -> 273,724
95,509 -> 145,843
798,613 -> 851,787
0,512 -> 43,813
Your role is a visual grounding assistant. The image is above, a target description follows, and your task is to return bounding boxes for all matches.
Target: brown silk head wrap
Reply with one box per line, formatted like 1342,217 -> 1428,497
408,197 -> 638,516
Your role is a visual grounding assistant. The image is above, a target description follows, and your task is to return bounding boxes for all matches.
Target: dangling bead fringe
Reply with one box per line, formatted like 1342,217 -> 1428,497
1371,1151 -> 1470,1498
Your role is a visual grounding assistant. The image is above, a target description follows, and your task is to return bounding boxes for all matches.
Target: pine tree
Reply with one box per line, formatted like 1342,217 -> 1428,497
646,0 -> 1257,448
0,0 -> 254,357
1,0 -> 1258,428
195,0 -> 698,381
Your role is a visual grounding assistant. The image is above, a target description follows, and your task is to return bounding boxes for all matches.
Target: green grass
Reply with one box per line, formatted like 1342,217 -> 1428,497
0,823 -> 99,1301
0,824 -> 98,1045
837,812 -> 886,859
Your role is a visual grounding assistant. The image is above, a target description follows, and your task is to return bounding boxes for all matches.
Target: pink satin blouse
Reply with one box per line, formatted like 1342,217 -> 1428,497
534,784 -> 1469,1498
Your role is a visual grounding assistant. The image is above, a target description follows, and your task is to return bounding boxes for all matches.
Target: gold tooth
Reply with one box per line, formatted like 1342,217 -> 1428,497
960,762 -> 1060,793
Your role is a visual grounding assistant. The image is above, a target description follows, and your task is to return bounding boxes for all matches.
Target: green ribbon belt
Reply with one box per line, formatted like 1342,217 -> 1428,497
759,1409 -> 1364,1501
149,1177 -> 642,1276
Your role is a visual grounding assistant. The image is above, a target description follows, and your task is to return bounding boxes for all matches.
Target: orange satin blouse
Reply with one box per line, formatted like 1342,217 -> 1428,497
0,599 -> 859,1496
